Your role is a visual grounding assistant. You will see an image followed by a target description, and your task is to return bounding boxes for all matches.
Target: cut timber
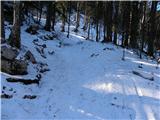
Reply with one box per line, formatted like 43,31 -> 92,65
132,70 -> 154,81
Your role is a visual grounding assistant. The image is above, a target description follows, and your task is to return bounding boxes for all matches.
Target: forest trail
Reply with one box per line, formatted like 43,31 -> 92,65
1,24 -> 160,120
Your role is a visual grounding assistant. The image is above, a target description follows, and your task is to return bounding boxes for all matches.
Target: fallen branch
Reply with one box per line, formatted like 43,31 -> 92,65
132,70 -> 154,81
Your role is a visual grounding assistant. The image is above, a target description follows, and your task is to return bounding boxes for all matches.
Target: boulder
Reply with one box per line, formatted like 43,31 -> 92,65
24,50 -> 36,64
12,59 -> 28,74
1,46 -> 18,60
1,59 -> 12,74
1,59 -> 28,75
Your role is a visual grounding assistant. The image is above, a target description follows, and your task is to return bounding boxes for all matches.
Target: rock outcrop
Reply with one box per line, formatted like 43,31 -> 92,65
1,44 -> 28,75
1,58 -> 28,75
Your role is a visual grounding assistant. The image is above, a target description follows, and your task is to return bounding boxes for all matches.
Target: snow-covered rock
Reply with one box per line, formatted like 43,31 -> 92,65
12,59 -> 28,75
1,44 -> 28,75
1,45 -> 18,60
1,59 -> 28,75
24,50 -> 36,64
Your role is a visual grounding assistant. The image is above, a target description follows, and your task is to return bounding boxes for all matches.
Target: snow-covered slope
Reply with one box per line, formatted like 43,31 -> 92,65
1,22 -> 160,120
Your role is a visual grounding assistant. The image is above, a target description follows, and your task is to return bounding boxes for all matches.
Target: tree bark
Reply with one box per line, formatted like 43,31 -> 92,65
74,2 -> 80,32
140,2 -> 146,59
1,1 -> 5,41
67,1 -> 71,38
61,3 -> 66,32
96,22 -> 99,42
82,2 -> 88,31
123,2 -> 131,47
102,2 -> 107,42
130,2 -> 139,49
9,1 -> 21,49
86,17 -> 91,40
38,2 -> 43,24
52,2 -> 56,31
96,2 -> 99,42
45,2 -> 52,31
113,2 -> 119,45
147,1 -> 158,56
106,2 -> 113,42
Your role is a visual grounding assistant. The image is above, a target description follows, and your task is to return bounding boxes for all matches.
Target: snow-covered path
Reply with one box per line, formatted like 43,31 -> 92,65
1,27 -> 160,120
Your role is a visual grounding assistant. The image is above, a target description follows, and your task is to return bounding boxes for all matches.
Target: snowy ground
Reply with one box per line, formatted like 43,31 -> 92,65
1,21 -> 160,120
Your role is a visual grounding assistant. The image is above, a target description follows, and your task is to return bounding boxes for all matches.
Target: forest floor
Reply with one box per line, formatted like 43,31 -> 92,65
1,22 -> 160,120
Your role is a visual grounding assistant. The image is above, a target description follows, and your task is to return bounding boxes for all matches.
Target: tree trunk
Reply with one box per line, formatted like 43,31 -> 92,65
67,1 -> 71,38
106,2 -> 113,42
130,2 -> 139,49
124,2 -> 131,47
96,22 -> 99,42
9,1 -> 21,49
102,2 -> 107,42
140,2 -> 146,59
74,2 -> 80,32
103,24 -> 106,42
121,31 -> 125,47
147,1 -> 158,56
98,24 -> 101,40
121,2 -> 125,47
36,3 -> 39,22
96,2 -> 99,42
45,2 -> 52,31
122,48 -> 126,61
1,1 -> 5,41
52,2 -> 56,31
113,2 -> 119,45
38,2 -> 43,24
61,4 -> 66,32
82,2 -> 88,31
86,17 -> 91,40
